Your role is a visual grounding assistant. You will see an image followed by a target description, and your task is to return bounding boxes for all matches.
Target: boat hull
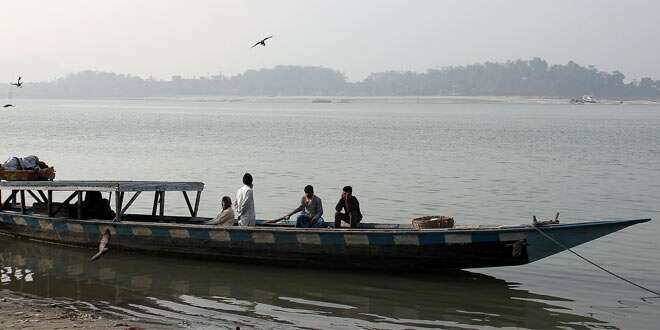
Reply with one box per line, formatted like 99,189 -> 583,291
0,212 -> 649,271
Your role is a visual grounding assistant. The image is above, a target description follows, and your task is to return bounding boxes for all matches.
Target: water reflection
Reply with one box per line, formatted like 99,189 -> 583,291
0,235 -> 611,329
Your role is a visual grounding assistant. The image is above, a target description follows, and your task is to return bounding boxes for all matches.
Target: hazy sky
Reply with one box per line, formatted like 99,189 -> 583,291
1,0 -> 659,82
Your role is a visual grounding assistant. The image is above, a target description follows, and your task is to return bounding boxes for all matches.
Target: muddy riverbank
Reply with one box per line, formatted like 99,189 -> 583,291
0,290 -> 169,329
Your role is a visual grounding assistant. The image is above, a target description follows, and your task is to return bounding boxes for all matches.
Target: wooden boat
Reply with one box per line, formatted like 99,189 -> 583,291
0,167 -> 55,181
0,180 -> 651,271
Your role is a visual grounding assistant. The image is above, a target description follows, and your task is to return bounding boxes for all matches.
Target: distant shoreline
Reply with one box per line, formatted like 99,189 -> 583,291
7,95 -> 660,106
7,59 -> 660,99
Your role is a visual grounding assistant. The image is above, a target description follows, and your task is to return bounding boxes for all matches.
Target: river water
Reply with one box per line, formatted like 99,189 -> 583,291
1,98 -> 659,329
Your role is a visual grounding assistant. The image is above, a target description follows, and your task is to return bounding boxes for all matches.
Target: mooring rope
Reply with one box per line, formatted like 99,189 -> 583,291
532,225 -> 660,297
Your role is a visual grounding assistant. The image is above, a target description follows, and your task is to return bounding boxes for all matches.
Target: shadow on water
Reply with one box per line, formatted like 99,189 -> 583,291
0,235 -> 614,329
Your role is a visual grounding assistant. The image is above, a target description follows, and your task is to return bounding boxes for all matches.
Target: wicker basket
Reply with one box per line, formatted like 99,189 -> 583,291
0,167 -> 56,181
411,215 -> 454,229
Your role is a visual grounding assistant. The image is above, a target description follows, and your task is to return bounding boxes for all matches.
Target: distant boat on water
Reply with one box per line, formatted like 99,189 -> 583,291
311,98 -> 332,103
570,95 -> 598,104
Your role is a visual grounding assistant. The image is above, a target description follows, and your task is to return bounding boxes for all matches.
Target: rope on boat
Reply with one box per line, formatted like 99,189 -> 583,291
532,225 -> 660,297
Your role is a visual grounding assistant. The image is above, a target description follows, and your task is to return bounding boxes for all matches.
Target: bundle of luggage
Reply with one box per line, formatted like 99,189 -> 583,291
0,156 -> 56,181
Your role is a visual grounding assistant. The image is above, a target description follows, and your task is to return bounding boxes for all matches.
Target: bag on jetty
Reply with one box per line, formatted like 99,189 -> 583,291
0,156 -> 55,181
411,215 -> 454,229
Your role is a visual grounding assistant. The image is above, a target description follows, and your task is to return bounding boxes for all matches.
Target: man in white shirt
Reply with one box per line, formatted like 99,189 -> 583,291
235,173 -> 256,226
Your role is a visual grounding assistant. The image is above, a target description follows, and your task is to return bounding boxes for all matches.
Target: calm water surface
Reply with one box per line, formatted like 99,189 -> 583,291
1,98 -> 659,329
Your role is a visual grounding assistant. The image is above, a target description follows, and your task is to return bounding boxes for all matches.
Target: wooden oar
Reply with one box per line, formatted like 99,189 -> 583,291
265,217 -> 286,224
90,229 -> 111,261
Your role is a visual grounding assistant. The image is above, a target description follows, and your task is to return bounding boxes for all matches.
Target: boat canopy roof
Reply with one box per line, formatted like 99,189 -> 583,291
0,180 -> 204,192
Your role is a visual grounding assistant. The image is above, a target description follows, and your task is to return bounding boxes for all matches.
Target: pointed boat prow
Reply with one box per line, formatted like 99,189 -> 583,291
525,218 -> 651,262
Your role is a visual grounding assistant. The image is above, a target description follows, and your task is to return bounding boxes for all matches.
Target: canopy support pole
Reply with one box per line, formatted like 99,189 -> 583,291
52,191 -> 78,217
193,191 -> 201,217
27,190 -> 43,204
159,191 -> 165,217
182,191 -> 194,216
77,191 -> 83,219
1,190 -> 17,210
47,190 -> 53,217
37,190 -> 48,203
152,192 -> 159,216
120,191 -> 140,216
114,190 -> 123,222
20,190 -> 26,214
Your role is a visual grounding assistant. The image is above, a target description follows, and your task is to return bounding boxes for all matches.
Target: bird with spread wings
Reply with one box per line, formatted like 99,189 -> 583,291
10,77 -> 23,88
251,36 -> 273,48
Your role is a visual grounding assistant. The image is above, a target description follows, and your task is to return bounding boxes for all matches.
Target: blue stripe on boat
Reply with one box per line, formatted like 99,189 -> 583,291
418,233 -> 445,245
319,232 -> 345,245
472,232 -> 499,243
368,233 -> 395,245
115,225 -> 133,236
150,227 -> 171,238
82,223 -> 98,234
229,230 -> 251,242
1,215 -> 14,224
26,218 -> 41,228
53,222 -> 68,232
188,228 -> 210,240
273,232 -> 298,244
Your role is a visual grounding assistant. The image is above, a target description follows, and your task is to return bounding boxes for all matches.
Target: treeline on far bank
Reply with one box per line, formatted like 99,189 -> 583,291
14,58 -> 660,98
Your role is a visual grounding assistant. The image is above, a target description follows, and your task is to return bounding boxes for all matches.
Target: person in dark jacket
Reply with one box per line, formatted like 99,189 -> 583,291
334,186 -> 362,228
82,191 -> 116,220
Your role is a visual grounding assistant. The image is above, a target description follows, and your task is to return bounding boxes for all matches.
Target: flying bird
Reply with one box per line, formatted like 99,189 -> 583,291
251,36 -> 273,48
10,76 -> 22,88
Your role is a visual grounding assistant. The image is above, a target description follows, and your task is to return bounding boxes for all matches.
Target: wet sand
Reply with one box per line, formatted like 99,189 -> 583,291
0,290 -> 169,330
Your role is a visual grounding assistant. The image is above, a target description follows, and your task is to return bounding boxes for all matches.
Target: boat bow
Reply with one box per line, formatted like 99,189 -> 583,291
525,218 -> 651,262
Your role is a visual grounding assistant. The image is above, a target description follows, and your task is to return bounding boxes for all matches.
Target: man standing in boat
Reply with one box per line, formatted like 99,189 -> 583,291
282,185 -> 326,228
235,173 -> 256,226
334,186 -> 362,228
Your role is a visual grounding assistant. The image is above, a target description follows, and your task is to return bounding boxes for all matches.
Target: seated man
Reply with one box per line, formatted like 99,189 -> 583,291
335,186 -> 363,228
206,196 -> 235,226
282,185 -> 326,228
82,191 -> 116,220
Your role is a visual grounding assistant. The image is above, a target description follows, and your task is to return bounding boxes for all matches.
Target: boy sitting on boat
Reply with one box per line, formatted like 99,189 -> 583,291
281,185 -> 327,228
